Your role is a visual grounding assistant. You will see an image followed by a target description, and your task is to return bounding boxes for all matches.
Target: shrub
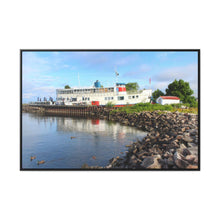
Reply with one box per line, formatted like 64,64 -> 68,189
112,102 -> 198,114
106,101 -> 114,107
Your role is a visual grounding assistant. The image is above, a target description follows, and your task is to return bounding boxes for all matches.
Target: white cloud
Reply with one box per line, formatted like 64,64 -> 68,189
152,64 -> 198,94
154,64 -> 197,82
152,81 -> 170,92
23,92 -> 35,99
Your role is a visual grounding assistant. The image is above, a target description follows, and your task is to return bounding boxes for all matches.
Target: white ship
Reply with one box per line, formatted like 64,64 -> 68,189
56,80 -> 152,106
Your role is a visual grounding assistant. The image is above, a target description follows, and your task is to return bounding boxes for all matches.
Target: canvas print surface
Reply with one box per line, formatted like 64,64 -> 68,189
21,50 -> 200,170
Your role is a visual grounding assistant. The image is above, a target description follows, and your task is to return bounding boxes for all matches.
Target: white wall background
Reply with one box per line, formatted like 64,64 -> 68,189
0,1 -> 219,220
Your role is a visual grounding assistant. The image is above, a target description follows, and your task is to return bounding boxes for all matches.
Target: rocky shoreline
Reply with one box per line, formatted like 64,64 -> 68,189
104,111 -> 199,170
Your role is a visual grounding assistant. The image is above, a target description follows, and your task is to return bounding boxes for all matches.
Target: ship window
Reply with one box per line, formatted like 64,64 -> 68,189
82,97 -> 84,100
108,97 -> 110,100
111,97 -> 114,100
136,95 -> 139,98
88,97 -> 90,101
105,97 -> 107,100
132,96 -> 135,99
118,96 -> 124,100
128,96 -> 131,99
72,98 -> 77,101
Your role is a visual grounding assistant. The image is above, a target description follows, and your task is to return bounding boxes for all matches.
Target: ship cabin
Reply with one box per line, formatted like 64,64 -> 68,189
56,80 -> 152,106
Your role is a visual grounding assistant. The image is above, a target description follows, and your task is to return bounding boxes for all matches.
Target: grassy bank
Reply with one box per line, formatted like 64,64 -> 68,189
112,103 -> 198,114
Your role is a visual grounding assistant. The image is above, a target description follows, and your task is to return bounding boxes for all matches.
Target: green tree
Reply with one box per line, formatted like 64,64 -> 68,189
152,89 -> 164,101
64,85 -> 71,89
126,82 -> 139,92
185,96 -> 197,107
165,79 -> 194,103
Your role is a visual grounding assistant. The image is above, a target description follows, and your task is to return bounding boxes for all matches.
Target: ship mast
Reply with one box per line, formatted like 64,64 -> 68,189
115,70 -> 119,86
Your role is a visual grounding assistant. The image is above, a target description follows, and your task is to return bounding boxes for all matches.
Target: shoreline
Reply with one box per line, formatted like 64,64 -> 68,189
22,105 -> 199,170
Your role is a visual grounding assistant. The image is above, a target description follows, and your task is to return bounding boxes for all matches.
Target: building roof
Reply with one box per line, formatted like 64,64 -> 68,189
116,83 -> 126,86
160,96 -> 180,100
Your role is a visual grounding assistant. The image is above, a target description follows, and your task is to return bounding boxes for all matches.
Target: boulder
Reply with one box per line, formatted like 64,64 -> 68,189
174,152 -> 189,169
141,155 -> 161,169
167,157 -> 174,167
177,143 -> 187,155
182,136 -> 193,143
194,157 -> 199,164
176,135 -> 183,140
185,155 -> 197,163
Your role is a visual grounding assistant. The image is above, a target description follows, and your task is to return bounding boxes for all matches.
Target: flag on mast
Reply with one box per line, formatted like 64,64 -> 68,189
149,77 -> 151,85
115,71 -> 119,76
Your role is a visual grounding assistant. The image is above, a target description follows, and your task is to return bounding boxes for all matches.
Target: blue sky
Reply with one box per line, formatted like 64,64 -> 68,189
22,51 -> 198,103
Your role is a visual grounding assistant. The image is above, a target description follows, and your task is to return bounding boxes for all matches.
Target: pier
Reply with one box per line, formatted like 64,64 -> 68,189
22,104 -> 117,118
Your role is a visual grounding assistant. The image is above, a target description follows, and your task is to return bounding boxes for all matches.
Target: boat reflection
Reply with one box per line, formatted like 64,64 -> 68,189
56,117 -> 144,142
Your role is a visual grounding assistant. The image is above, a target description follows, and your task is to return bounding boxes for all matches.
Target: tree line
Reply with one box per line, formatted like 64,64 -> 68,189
152,79 -> 197,107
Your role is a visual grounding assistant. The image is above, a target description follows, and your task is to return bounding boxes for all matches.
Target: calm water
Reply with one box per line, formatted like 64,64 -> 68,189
22,113 -> 147,169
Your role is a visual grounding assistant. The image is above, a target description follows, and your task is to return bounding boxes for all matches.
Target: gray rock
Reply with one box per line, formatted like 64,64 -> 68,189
131,155 -> 136,160
141,155 -> 161,169
182,136 -> 193,143
167,157 -> 174,166
182,148 -> 192,156
187,142 -> 197,148
177,143 -> 187,155
174,152 -> 189,168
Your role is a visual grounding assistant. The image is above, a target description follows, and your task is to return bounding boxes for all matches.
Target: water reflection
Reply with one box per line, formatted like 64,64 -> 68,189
22,113 -> 147,169
56,117 -> 143,143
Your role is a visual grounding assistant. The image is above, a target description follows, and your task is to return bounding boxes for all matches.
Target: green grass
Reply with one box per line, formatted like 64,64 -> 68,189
111,103 -> 198,114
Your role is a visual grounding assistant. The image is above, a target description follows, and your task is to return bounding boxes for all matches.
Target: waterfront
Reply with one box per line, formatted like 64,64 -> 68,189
22,113 -> 147,169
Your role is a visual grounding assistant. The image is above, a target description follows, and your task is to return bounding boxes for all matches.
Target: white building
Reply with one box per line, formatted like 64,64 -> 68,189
56,80 -> 152,106
156,96 -> 180,105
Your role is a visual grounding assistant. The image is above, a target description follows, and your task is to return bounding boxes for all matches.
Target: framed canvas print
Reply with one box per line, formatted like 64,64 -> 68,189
21,50 -> 200,171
